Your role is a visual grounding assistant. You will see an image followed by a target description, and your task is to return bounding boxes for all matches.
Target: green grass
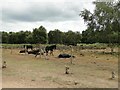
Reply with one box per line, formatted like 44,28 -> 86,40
1,43 -> 119,47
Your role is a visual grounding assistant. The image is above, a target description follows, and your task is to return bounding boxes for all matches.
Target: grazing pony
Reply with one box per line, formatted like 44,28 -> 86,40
27,49 -> 40,57
23,45 -> 33,50
45,45 -> 56,56
19,49 -> 26,53
27,49 -> 45,57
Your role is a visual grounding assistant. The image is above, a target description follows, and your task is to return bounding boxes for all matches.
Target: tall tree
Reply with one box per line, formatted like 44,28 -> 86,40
62,31 -> 81,45
25,31 -> 33,44
1,31 -> 8,43
80,1 -> 119,45
16,31 -> 27,44
8,32 -> 18,44
33,26 -> 47,44
48,29 -> 63,44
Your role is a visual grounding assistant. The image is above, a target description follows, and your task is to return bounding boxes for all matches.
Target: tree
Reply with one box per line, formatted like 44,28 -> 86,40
80,1 -> 119,52
1,31 -> 8,43
33,26 -> 47,44
16,31 -> 27,44
48,29 -> 63,44
74,31 -> 82,43
25,31 -> 33,44
61,31 -> 81,45
8,32 -> 18,44
1,26 -> 82,44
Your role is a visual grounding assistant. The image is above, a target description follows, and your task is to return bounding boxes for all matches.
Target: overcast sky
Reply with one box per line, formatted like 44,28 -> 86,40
1,0 -> 95,33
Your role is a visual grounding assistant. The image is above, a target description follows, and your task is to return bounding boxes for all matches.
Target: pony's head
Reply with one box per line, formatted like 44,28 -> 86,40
53,45 -> 56,49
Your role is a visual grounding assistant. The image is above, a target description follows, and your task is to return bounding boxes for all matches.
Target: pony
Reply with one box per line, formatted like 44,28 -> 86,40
45,45 -> 56,56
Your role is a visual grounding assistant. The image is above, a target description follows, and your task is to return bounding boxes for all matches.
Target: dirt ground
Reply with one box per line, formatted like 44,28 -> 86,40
2,48 -> 118,88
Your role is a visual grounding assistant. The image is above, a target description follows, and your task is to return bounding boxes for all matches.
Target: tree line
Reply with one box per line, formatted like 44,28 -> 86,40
1,1 -> 119,45
1,26 -> 81,44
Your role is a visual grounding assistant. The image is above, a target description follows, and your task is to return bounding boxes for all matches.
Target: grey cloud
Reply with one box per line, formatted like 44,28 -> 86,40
2,2 -> 83,22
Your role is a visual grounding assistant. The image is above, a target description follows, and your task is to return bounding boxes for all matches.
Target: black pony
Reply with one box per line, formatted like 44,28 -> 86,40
58,54 -> 75,58
45,45 -> 56,55
27,49 -> 40,57
23,45 -> 33,50
27,49 -> 45,57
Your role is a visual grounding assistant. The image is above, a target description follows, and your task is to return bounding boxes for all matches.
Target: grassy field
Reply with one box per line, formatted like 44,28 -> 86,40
2,45 -> 119,88
1,43 -> 114,49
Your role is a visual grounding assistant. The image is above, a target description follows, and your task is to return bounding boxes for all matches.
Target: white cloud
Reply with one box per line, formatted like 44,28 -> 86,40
1,0 -> 95,33
1,20 -> 87,33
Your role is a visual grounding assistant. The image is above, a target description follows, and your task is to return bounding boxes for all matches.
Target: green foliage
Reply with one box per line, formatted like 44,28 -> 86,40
32,26 -> 47,44
63,30 -> 81,45
48,30 -> 81,45
48,29 -> 63,44
80,1 -> 120,44
1,27 -> 81,44
8,32 -> 17,44
1,31 -> 8,43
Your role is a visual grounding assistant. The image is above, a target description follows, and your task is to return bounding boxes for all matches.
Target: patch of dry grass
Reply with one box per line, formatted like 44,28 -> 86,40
2,48 -> 118,88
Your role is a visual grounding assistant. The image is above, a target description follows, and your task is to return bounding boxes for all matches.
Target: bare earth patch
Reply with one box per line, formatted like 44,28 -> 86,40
2,48 -> 118,88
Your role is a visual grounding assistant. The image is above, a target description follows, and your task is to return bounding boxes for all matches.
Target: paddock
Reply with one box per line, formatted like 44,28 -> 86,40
2,46 -> 118,88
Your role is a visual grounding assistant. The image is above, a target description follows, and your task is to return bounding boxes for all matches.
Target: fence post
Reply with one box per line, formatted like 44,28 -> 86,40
70,46 -> 73,64
11,45 -> 13,54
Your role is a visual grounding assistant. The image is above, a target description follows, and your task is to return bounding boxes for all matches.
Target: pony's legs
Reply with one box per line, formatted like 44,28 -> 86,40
46,51 -> 48,56
50,51 -> 54,56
